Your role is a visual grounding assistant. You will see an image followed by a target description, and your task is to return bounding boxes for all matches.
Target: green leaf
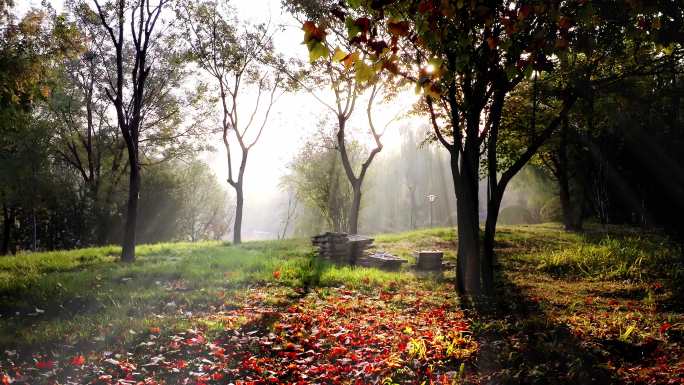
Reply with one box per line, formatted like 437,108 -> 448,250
309,42 -> 329,63
354,60 -> 375,83
345,17 -> 362,38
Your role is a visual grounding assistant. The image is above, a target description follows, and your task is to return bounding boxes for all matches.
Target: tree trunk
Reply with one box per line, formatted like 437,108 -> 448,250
408,186 -> 416,230
448,152 -> 466,294
2,204 -> 12,255
121,161 -> 140,262
453,145 -> 481,296
456,191 -> 481,296
349,183 -> 361,234
233,184 -> 243,244
483,186 -> 504,292
558,177 -> 575,230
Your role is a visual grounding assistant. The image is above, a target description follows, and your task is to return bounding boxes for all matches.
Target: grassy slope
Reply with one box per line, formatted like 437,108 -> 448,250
0,224 -> 682,384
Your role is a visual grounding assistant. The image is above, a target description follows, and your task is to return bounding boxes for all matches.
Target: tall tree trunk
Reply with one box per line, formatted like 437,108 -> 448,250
482,90 -> 506,293
121,160 -> 140,262
448,151 -> 466,294
349,183 -> 361,234
2,204 -> 12,255
557,116 -> 578,231
456,139 -> 482,296
456,187 -> 481,296
233,183 -> 243,244
558,177 -> 575,230
408,186 -> 416,230
483,188 -> 503,292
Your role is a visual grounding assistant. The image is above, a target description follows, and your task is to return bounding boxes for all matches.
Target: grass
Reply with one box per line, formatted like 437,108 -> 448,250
0,224 -> 682,384
373,227 -> 457,261
0,236 -> 417,350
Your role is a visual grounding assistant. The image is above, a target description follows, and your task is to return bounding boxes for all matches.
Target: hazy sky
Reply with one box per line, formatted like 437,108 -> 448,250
16,0 -> 422,235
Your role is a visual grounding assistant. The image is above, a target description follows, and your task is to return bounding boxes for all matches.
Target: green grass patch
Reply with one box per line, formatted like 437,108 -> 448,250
532,232 -> 677,281
0,224 -> 679,353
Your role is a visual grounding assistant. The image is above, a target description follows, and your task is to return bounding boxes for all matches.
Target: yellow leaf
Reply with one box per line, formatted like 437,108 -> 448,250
308,41 -> 330,63
354,60 -> 375,83
40,85 -> 50,98
332,47 -> 347,63
343,51 -> 360,69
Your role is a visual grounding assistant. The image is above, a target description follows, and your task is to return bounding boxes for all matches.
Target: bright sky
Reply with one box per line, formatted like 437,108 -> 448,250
16,0 -> 422,228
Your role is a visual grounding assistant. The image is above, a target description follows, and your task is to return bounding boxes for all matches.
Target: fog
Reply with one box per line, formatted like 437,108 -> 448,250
16,0 -> 559,242
234,122 -> 558,240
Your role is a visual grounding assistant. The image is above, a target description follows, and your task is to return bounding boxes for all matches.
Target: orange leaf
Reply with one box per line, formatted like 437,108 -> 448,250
70,355 -> 86,366
387,20 -> 410,37
487,37 -> 498,50
273,270 -> 281,279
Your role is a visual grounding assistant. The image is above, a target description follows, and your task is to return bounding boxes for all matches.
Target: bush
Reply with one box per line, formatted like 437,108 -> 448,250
498,205 -> 535,225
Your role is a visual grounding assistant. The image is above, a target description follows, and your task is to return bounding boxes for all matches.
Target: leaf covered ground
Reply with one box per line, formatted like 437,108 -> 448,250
1,225 -> 683,384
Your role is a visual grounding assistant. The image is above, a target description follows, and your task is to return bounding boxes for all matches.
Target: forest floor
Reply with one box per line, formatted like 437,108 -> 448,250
0,224 -> 683,384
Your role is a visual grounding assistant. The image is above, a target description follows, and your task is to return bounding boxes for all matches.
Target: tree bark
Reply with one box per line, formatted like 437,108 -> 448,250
233,183 -> 243,244
557,116 -> 579,231
408,186 -> 416,230
483,189 -> 503,293
457,145 -> 482,296
2,204 -> 13,255
349,183 -> 362,234
121,160 -> 140,262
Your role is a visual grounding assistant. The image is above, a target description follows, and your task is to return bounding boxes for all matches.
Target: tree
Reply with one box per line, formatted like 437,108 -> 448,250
177,160 -> 234,242
304,0 -> 681,294
90,0 -> 173,261
277,188 -> 298,240
285,0 -> 405,235
47,5 -> 128,245
0,8 -> 77,253
180,0 -> 283,244
282,127 -> 360,234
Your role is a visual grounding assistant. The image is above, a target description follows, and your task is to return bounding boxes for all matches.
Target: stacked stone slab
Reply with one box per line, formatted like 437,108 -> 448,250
311,232 -> 374,265
415,251 -> 444,270
357,252 -> 407,271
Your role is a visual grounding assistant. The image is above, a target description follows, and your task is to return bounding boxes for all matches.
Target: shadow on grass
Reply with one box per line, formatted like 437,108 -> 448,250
463,268 -> 617,385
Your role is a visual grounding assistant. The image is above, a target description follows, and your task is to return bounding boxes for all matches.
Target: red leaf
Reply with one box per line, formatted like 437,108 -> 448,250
273,270 -> 281,280
417,0 -> 434,14
659,322 -> 672,334
174,359 -> 187,369
329,346 -> 348,359
70,355 -> 86,366
518,5 -> 531,20
36,360 -> 55,370
354,17 -> 371,34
